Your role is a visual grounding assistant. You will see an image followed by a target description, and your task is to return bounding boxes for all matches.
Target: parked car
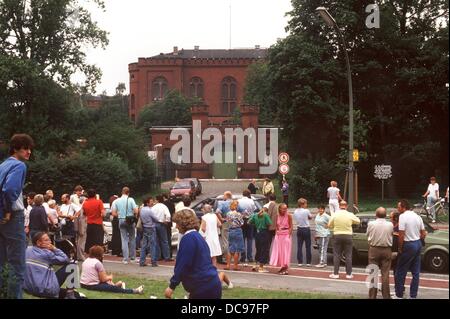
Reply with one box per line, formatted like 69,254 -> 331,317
191,194 -> 268,220
170,180 -> 197,201
102,203 -> 179,248
183,178 -> 202,196
316,212 -> 449,273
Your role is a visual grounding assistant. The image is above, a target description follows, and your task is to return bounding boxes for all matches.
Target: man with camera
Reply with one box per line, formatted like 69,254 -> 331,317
111,187 -> 138,264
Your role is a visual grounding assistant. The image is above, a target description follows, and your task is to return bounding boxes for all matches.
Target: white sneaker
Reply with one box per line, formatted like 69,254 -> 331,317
228,282 -> 234,289
306,264 -> 311,267
391,294 -> 403,299
432,220 -> 436,223
315,263 -> 326,268
134,285 -> 144,294
122,260 -> 129,265
346,274 -> 354,279
298,264 -> 304,267
329,274 -> 339,279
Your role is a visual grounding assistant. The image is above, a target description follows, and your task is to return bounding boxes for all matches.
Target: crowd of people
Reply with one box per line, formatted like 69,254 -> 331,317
0,134 -> 448,300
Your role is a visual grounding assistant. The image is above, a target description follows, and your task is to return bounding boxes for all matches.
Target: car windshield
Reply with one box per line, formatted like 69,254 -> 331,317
173,182 -> 190,189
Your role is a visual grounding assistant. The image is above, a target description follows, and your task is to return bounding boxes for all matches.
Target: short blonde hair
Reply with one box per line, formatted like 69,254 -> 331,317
224,191 -> 232,200
33,194 -> 44,206
331,181 -> 338,187
172,209 -> 199,234
48,200 -> 56,207
229,200 -> 239,211
297,198 -> 307,207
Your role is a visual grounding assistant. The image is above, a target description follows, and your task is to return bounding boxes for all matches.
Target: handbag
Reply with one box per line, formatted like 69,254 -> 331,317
136,217 -> 143,231
124,198 -> 136,225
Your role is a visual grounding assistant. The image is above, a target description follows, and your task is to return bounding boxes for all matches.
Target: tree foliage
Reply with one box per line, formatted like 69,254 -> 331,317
246,0 -> 449,198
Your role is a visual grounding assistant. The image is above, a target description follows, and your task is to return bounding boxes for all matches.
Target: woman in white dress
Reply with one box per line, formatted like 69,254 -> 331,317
200,204 -> 222,266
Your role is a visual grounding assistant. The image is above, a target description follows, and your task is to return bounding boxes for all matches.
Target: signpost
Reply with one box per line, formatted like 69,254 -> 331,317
374,165 -> 392,200
278,152 -> 290,180
279,163 -> 290,176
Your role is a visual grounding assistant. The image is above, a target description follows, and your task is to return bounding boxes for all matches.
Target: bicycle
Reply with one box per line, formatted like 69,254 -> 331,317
413,198 -> 449,223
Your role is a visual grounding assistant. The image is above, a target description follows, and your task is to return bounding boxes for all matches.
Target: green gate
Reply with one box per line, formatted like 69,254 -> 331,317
212,146 -> 237,179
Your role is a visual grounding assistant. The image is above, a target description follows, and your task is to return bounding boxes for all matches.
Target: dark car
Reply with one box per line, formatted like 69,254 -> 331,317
184,178 -> 202,196
191,194 -> 268,220
170,180 -> 197,201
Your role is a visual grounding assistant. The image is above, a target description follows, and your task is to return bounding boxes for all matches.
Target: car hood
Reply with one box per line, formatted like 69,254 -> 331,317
427,230 -> 449,245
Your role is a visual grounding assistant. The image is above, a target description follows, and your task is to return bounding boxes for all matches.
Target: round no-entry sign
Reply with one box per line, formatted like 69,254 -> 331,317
279,163 -> 290,175
278,152 -> 290,163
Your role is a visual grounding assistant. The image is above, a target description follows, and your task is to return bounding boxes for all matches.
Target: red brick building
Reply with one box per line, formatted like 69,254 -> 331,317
129,47 -> 278,179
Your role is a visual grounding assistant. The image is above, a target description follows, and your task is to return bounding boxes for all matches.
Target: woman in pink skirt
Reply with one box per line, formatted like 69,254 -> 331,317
270,203 -> 293,275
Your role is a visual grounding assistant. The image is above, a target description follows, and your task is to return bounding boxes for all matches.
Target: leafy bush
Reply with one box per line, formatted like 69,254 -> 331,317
288,155 -> 343,202
26,149 -> 135,199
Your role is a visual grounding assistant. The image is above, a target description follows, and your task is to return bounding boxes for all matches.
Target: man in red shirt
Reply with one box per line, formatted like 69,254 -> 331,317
82,189 -> 105,253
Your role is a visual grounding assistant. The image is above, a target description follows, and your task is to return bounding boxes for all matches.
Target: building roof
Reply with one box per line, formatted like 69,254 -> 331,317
150,48 -> 268,60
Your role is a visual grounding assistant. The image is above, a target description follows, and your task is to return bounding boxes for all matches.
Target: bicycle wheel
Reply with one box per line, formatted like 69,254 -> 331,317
435,205 -> 449,223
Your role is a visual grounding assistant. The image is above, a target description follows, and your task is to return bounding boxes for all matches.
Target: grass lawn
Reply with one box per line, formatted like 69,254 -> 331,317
24,274 -> 358,299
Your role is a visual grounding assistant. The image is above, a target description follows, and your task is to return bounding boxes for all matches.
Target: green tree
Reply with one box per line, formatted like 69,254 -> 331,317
137,90 -> 196,132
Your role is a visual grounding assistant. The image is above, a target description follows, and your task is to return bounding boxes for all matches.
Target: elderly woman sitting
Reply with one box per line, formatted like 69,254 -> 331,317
165,209 -> 222,299
24,232 -> 76,299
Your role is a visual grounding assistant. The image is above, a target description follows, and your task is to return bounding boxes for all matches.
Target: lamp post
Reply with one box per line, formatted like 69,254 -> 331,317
154,144 -> 163,180
316,7 -> 355,212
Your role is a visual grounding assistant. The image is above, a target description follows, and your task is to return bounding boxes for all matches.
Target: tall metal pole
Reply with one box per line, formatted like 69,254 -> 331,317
335,27 -> 354,212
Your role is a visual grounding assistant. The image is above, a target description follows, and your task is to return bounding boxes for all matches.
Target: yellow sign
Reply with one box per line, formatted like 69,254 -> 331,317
353,149 -> 359,162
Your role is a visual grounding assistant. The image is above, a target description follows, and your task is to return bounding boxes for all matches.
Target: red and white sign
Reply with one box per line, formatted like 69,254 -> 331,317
278,163 -> 290,175
278,152 -> 290,164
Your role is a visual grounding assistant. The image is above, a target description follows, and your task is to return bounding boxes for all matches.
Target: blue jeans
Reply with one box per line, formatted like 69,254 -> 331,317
154,223 -> 169,260
140,227 -> 156,265
241,223 -> 254,262
297,227 -> 312,264
395,240 -> 422,298
427,195 -> 437,219
119,220 -> 136,261
0,211 -> 26,299
81,282 -> 134,294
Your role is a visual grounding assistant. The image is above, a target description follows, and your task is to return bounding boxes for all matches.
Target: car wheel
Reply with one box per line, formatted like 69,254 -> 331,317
425,250 -> 448,273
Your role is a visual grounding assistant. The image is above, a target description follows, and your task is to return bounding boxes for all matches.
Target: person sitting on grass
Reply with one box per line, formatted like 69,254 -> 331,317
80,245 -> 144,294
24,232 -> 77,299
165,209 -> 222,299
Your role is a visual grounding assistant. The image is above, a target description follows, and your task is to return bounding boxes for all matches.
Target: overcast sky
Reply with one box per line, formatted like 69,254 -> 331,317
81,0 -> 293,95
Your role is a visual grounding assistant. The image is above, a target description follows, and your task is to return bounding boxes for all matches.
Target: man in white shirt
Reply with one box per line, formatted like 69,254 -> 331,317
152,195 -> 172,262
423,177 -> 439,223
327,181 -> 342,215
394,199 -> 427,299
366,207 -> 393,299
59,194 -> 80,240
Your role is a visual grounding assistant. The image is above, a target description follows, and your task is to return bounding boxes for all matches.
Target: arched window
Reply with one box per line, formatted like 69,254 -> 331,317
189,77 -> 204,99
221,76 -> 237,114
151,76 -> 168,101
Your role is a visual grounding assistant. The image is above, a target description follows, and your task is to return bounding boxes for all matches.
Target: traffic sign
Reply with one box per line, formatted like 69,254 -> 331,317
278,152 -> 290,164
279,163 -> 290,175
374,165 -> 392,180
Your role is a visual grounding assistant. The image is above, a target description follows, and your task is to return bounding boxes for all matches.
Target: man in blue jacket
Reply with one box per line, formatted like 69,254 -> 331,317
24,232 -> 75,299
0,134 -> 34,299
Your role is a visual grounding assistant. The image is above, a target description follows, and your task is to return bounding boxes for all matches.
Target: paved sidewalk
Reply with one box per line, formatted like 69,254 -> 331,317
103,255 -> 449,299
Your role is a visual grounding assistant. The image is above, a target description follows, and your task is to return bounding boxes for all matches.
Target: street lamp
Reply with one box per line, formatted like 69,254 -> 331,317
154,144 -> 163,179
316,7 -> 355,212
